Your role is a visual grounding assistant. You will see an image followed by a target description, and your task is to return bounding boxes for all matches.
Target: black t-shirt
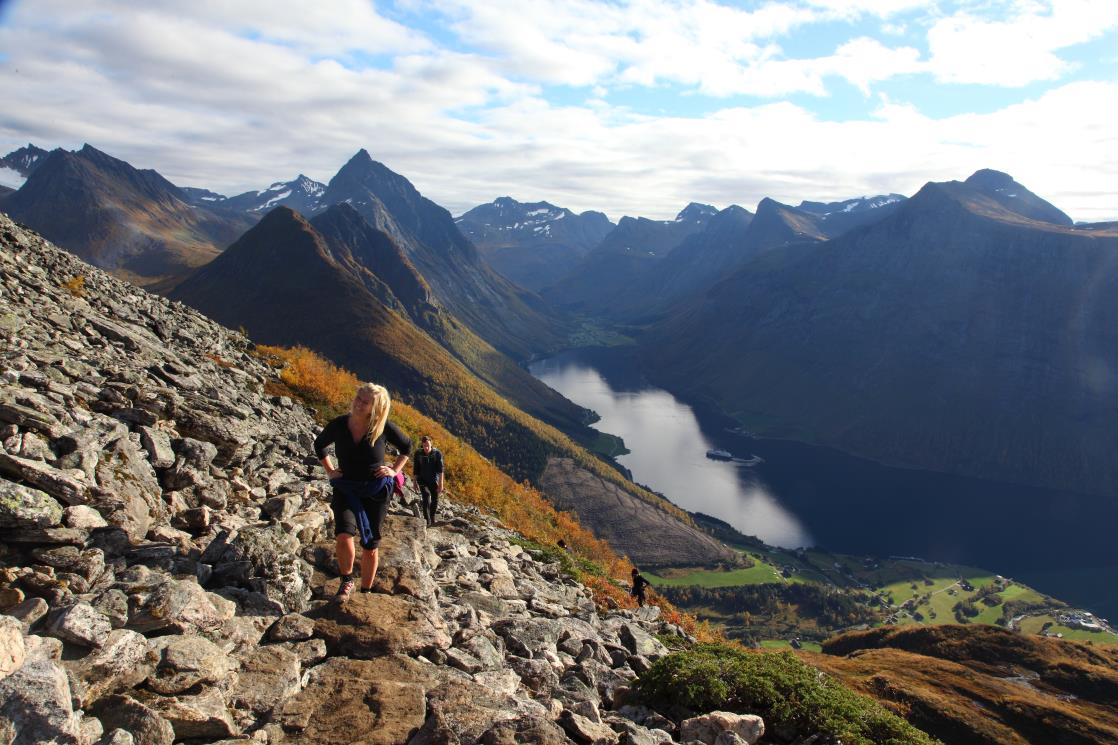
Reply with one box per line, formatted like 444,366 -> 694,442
313,415 -> 412,480
413,448 -> 444,483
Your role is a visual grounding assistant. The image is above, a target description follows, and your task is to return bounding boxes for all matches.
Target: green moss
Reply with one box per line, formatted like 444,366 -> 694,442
635,643 -> 940,745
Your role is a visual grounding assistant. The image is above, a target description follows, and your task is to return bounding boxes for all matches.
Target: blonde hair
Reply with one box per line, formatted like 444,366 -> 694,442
356,382 -> 391,444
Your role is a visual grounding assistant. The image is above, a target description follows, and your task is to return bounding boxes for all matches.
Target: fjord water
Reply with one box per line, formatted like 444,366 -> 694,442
530,347 -> 1118,620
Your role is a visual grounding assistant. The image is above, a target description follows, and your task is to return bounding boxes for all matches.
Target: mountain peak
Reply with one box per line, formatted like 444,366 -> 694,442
965,169 -> 1016,190
954,170 -> 1072,226
676,202 -> 718,222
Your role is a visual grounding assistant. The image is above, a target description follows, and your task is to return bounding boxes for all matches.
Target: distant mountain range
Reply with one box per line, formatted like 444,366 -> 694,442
532,192 -> 904,321
455,197 -> 613,291
0,143 -> 564,360
642,170 -> 1118,497
180,174 -> 327,215
1,144 -> 253,288
541,202 -> 720,313
5,138 -> 1115,507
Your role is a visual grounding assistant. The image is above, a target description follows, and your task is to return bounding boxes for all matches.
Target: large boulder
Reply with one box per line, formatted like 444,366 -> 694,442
230,645 -> 301,716
206,526 -> 313,612
0,481 -> 63,528
145,687 -> 240,741
145,635 -> 235,695
93,436 -> 165,541
43,602 -> 112,648
679,711 -> 765,745
0,454 -> 90,506
0,660 -> 83,744
127,577 -> 236,634
93,694 -> 175,745
66,629 -> 151,707
0,616 -> 26,681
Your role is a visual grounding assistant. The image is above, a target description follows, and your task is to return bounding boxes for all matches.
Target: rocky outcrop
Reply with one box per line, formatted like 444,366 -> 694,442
0,212 -> 755,743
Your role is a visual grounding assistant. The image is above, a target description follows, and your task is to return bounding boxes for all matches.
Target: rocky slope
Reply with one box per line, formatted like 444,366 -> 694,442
0,212 -> 767,744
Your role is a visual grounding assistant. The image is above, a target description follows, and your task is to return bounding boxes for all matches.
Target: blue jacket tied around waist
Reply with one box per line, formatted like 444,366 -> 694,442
331,476 -> 395,548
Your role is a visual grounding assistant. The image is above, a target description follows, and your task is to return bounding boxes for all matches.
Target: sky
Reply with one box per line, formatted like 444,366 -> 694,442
0,0 -> 1116,222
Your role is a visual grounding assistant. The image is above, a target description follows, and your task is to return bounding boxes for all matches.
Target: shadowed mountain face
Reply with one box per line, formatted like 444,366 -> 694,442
642,172 -> 1118,497
456,197 -> 614,291
2,145 -> 253,288
541,203 -> 717,313
539,194 -> 905,322
315,150 -> 567,359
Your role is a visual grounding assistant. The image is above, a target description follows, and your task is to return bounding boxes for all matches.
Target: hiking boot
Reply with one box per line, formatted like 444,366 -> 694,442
333,578 -> 355,603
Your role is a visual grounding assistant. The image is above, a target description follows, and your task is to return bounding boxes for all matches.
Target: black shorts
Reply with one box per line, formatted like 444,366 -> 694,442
330,478 -> 392,549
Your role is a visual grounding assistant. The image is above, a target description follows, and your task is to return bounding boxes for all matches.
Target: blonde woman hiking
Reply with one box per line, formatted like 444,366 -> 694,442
313,383 -> 412,602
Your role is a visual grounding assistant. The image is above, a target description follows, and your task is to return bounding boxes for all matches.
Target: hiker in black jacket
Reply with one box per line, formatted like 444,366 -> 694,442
412,435 -> 444,526
631,568 -> 651,607
314,383 -> 411,603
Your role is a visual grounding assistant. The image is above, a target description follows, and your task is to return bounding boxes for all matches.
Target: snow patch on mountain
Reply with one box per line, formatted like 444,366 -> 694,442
0,165 -> 25,189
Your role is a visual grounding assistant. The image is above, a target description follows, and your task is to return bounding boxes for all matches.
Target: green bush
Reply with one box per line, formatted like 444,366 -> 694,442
634,643 -> 940,745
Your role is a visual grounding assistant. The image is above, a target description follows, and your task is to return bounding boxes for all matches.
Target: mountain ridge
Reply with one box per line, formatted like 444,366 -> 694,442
640,170 -> 1118,498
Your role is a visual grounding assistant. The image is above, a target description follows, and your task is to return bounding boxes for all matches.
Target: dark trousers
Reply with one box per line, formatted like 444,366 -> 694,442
418,479 -> 439,524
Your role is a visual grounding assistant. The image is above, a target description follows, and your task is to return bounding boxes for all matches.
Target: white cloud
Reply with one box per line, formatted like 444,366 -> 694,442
805,0 -> 932,19
0,0 -> 1115,224
926,0 -> 1118,86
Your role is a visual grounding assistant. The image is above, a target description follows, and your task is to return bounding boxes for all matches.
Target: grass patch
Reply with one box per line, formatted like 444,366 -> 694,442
648,562 -> 784,588
635,643 -> 940,745
1018,615 -> 1118,645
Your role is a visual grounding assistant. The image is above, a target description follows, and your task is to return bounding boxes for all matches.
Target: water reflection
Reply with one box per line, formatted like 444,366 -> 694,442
530,355 -> 813,548
532,349 -> 1118,620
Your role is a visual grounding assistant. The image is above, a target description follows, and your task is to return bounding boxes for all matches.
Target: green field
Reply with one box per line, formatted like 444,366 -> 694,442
879,572 -> 1053,628
648,543 -> 1096,647
1018,615 -> 1118,645
648,561 -> 785,587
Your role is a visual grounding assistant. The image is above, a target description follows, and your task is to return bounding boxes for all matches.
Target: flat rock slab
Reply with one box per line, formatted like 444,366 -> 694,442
230,645 -> 301,716
313,588 -> 451,657
273,657 -> 431,744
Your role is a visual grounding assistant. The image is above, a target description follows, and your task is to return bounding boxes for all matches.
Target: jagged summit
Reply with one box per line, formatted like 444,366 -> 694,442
675,202 -> 718,222
0,143 -> 48,179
